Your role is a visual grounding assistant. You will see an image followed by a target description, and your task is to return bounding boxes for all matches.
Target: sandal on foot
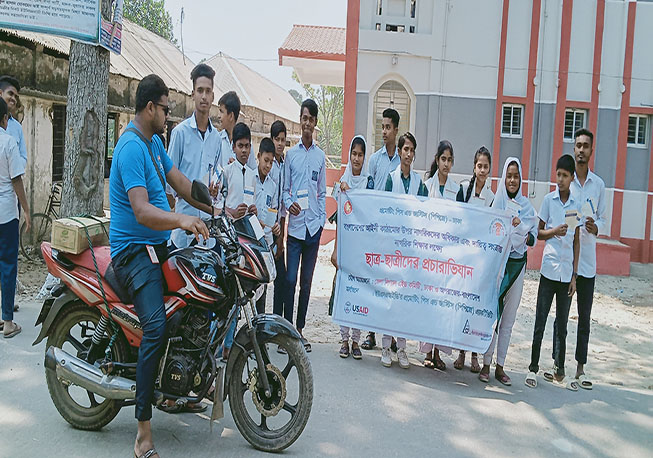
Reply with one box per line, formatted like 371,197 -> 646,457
470,355 -> 481,373
543,365 -> 557,382
479,372 -> 490,383
525,372 -> 537,388
577,374 -> 593,390
453,354 -> 465,370
361,333 -> 376,350
433,357 -> 446,371
339,341 -> 350,358
301,338 -> 312,353
351,343 -> 362,360
276,344 -> 287,354
3,323 -> 21,338
495,372 -> 512,386
423,353 -> 435,369
555,377 -> 579,391
134,449 -> 158,458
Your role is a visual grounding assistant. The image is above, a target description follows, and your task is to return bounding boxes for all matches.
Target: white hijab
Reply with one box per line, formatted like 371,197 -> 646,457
492,157 -> 538,255
340,135 -> 370,190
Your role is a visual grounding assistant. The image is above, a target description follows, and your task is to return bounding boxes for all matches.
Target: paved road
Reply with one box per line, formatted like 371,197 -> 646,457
1,299 -> 651,458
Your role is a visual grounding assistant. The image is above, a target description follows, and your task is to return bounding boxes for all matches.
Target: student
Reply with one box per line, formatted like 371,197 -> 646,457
562,128 -> 605,390
526,154 -> 581,391
421,140 -> 458,370
451,146 -> 495,372
217,91 -> 256,170
382,132 -> 427,369
220,122 -> 258,360
254,138 -> 281,314
329,135 -> 374,360
362,108 -> 400,351
270,120 -> 290,332
168,63 -> 222,249
282,99 -> 326,352
479,157 -> 538,385
0,98 -> 30,338
0,76 -> 26,164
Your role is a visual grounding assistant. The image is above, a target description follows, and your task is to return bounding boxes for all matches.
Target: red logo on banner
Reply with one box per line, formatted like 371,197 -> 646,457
344,200 -> 353,215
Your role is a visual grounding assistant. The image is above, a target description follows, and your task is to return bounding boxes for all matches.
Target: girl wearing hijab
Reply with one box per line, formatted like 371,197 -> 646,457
330,135 -> 374,359
479,157 -> 538,385
421,140 -> 458,371
452,146 -> 495,373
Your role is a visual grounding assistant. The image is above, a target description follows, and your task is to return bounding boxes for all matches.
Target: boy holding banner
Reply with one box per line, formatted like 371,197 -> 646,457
381,132 -> 428,369
254,138 -> 281,313
526,155 -> 581,391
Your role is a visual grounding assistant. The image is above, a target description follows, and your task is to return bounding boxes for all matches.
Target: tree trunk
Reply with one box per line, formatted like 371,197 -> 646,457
60,1 -> 111,218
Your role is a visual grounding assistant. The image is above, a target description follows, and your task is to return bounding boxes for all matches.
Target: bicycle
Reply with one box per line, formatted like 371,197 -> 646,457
20,181 -> 61,262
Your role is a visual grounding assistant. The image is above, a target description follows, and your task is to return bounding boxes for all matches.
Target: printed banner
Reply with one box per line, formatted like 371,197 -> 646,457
0,0 -> 100,43
333,190 -> 512,353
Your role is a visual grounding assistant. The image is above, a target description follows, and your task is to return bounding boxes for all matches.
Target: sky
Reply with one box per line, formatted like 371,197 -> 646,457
164,0 -> 347,93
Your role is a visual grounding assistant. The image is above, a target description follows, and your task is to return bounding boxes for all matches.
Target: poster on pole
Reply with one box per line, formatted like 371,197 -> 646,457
333,190 -> 512,354
0,0 -> 100,43
100,0 -> 123,54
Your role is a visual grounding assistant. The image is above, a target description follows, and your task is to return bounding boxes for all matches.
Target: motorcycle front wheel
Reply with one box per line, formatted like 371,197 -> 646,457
227,334 -> 313,452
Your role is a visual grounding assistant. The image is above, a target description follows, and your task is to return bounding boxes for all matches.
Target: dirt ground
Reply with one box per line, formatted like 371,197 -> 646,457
15,244 -> 653,390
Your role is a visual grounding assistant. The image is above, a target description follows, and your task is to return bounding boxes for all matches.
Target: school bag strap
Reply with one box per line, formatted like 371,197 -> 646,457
123,127 -> 166,191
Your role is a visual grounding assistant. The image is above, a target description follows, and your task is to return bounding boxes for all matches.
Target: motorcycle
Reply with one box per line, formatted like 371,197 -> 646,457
33,181 -> 313,452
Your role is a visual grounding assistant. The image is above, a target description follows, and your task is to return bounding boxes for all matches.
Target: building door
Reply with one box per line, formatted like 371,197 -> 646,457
373,80 -> 411,151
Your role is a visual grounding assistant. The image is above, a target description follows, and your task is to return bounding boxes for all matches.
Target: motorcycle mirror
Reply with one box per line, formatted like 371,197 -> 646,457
191,180 -> 212,207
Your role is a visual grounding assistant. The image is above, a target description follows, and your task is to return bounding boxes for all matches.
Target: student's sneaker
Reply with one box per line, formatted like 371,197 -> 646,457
390,349 -> 399,363
381,347 -> 392,367
397,348 -> 410,369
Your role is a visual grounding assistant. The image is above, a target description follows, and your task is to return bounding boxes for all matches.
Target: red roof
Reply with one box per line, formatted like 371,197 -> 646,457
279,24 -> 346,63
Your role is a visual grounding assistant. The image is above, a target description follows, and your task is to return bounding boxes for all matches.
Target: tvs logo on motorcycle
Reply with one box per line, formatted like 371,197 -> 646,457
343,200 -> 353,215
202,272 -> 216,283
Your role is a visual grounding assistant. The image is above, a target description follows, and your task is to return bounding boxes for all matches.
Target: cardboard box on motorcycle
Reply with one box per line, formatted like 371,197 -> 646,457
51,216 -> 110,255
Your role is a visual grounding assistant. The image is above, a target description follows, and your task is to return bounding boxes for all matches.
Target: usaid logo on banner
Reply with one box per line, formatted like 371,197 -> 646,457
344,301 -> 368,316
489,218 -> 506,237
344,200 -> 353,215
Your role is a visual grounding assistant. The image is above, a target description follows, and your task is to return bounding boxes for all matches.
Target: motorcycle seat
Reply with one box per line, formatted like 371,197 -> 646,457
104,262 -> 131,305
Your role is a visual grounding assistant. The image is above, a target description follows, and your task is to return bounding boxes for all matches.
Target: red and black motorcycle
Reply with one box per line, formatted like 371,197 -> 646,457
33,181 -> 313,452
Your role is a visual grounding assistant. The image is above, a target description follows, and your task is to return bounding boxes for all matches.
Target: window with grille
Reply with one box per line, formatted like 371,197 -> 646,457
627,115 -> 648,147
373,80 -> 411,152
501,104 -> 523,138
564,109 -> 587,141
51,104 -> 66,182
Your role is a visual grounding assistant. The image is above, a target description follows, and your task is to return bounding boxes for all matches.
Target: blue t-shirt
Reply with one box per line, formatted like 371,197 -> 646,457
109,122 -> 173,257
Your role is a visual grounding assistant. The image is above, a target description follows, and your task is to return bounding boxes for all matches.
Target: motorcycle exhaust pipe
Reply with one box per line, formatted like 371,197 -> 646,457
45,346 -> 136,400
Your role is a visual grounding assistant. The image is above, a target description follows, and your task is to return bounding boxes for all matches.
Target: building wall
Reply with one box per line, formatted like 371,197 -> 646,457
354,0 -> 653,262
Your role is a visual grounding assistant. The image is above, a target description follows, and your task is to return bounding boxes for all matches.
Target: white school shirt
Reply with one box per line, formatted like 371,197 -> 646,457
223,159 -> 257,211
168,113 -> 221,248
425,173 -> 459,201
0,128 -> 24,224
538,189 -> 581,283
282,140 -> 326,240
570,170 -> 606,278
255,170 -> 279,245
270,158 -> 287,218
217,129 -> 257,170
458,179 -> 495,207
368,144 -> 400,190
6,116 -> 27,164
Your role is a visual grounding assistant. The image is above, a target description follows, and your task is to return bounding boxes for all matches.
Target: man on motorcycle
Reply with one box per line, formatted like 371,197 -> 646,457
109,74 -> 216,458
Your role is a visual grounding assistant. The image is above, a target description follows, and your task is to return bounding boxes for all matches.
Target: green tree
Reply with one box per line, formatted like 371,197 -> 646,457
292,73 -> 344,167
123,0 -> 176,43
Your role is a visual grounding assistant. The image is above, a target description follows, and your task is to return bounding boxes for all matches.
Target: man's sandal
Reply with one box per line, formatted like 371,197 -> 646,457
577,374 -> 593,390
135,449 -> 158,458
525,372 -> 537,388
3,323 -> 21,338
361,333 -> 376,350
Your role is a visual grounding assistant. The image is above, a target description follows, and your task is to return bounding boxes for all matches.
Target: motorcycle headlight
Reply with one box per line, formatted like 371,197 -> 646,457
262,250 -> 276,282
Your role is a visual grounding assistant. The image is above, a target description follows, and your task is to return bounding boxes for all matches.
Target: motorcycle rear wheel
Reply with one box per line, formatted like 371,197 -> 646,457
45,301 -> 129,431
227,334 -> 313,452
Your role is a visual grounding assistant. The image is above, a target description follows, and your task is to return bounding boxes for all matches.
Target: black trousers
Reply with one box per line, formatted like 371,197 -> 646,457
529,275 -> 572,377
554,275 -> 595,365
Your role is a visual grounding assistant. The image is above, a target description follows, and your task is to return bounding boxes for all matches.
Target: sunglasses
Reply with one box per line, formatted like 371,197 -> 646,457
154,102 -> 169,116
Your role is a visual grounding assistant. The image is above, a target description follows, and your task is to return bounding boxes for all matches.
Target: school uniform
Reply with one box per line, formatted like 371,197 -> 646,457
558,170 -> 606,366
270,158 -> 289,319
420,171 -> 458,355
254,169 -> 279,314
282,140 -> 326,331
456,178 -> 494,206
168,113 -> 221,249
383,167 -> 427,350
368,144 -> 400,190
529,188 -> 580,377
484,158 -> 538,367
217,128 -> 257,170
